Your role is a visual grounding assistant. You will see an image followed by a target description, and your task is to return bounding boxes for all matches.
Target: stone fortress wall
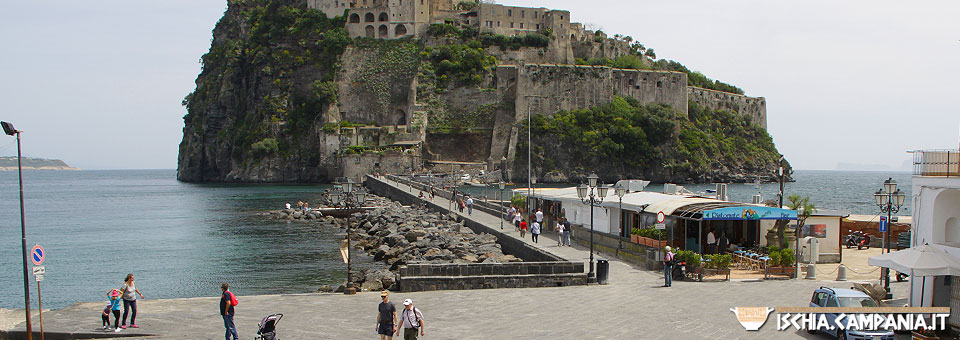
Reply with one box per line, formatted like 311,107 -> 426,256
309,0 -> 769,179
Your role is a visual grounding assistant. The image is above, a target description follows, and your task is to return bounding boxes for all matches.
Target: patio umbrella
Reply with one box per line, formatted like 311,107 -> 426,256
868,244 -> 960,306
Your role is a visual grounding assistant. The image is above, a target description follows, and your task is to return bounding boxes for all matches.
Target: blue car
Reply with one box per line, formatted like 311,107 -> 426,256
808,287 -> 894,340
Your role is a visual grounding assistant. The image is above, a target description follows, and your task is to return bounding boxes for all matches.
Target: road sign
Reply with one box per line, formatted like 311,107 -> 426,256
657,211 -> 666,224
30,244 -> 45,266
879,216 -> 888,233
32,266 -> 44,275
34,274 -> 44,282
655,223 -> 666,230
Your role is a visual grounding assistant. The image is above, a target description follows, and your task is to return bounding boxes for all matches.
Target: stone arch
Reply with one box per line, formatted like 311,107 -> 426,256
365,25 -> 375,38
933,189 -> 960,245
946,217 -> 960,244
379,12 -> 388,21
395,24 -> 408,36
365,12 -> 375,22
349,13 -> 361,23
396,109 -> 407,125
378,24 -> 388,38
570,34 -> 576,41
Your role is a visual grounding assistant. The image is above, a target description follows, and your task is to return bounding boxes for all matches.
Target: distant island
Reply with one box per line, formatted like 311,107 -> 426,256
0,157 -> 79,171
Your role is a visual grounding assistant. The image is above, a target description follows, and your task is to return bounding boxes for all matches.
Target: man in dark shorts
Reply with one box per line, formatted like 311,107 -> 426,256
377,291 -> 397,340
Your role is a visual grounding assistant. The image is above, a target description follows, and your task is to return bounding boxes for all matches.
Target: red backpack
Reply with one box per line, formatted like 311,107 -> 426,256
228,291 -> 238,306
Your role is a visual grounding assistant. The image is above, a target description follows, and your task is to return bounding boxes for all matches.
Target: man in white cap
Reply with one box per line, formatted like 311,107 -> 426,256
396,299 -> 424,340
663,246 -> 675,287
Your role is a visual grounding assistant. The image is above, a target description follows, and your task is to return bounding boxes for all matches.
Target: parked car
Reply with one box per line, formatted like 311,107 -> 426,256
460,174 -> 471,181
808,287 -> 894,340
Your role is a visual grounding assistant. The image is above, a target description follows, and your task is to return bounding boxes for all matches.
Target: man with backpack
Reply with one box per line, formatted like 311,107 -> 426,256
396,299 -> 424,340
663,246 -> 675,287
220,283 -> 239,340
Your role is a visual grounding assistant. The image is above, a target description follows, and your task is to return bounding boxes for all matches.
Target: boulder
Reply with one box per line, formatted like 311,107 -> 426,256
293,211 -> 303,219
317,285 -> 334,293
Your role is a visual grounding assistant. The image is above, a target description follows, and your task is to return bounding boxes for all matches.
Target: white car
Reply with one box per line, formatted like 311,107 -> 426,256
460,174 -> 471,181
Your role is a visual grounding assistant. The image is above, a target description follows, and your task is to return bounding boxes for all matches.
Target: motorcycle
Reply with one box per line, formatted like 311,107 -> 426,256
844,230 -> 870,250
672,260 -> 687,281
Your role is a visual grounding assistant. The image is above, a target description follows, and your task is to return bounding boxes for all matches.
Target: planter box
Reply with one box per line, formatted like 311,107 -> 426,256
912,331 -> 940,340
631,234 -> 641,244
637,236 -> 666,249
689,267 -> 731,282
765,266 -> 797,279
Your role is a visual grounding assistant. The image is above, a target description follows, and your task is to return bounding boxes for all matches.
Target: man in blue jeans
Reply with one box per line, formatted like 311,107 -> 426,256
220,283 -> 239,340
561,218 -> 572,246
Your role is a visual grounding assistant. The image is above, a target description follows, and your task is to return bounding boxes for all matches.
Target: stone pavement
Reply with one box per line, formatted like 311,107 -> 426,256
5,177 -> 914,339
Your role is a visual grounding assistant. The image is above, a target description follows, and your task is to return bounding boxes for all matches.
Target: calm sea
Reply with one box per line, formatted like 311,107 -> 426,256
0,169 -> 910,309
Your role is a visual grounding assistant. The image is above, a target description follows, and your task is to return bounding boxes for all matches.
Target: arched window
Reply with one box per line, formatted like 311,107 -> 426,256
365,25 -> 375,38
378,24 -> 388,38
396,109 -> 407,126
365,13 -> 375,22
395,24 -> 408,36
570,34 -> 576,41
349,13 -> 360,23
379,12 -> 388,21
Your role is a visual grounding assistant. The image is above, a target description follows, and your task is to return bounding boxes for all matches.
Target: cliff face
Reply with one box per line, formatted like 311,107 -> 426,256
178,0 -> 789,184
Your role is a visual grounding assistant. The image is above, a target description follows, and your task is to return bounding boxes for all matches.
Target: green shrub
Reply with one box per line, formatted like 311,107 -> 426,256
704,254 -> 732,270
767,245 -> 780,254
250,138 -> 279,156
768,251 -> 781,267
675,250 -> 701,269
510,194 -> 526,210
779,249 -> 795,267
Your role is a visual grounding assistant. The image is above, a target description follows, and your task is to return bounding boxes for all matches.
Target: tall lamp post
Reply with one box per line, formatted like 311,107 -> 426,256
331,178 -> 367,295
2,121 -> 33,340
499,181 -> 505,230
577,173 -> 608,283
874,178 -> 905,299
615,185 -> 627,255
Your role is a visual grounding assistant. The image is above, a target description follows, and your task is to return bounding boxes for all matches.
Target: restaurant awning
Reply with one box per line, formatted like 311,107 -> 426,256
702,206 -> 798,221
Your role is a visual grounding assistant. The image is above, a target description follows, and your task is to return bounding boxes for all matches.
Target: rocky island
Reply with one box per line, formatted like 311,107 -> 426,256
0,157 -> 78,171
178,0 -> 790,184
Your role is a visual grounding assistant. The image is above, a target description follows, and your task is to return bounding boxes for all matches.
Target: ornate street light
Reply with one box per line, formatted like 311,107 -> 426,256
2,121 -> 33,340
875,177 -> 905,299
577,173 -> 607,283
615,185 -> 627,255
499,181 -> 506,230
335,178 -> 366,295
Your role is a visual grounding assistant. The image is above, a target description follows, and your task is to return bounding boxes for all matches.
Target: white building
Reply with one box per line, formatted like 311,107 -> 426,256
907,149 -> 960,329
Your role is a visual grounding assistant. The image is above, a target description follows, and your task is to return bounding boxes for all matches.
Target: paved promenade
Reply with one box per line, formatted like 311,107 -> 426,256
5,177 -> 911,339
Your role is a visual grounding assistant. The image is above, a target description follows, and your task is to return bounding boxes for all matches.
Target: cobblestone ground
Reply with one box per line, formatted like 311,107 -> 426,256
8,177 -> 913,339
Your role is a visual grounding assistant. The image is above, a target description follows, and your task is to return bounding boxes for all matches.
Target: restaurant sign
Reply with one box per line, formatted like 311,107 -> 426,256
702,207 -> 797,221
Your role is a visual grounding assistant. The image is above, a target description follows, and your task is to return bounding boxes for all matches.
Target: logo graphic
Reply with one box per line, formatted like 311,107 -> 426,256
730,307 -> 775,331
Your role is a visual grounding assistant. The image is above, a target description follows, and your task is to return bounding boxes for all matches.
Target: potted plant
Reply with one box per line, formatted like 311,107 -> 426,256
631,227 -> 642,244
912,327 -> 939,340
766,248 -> 797,278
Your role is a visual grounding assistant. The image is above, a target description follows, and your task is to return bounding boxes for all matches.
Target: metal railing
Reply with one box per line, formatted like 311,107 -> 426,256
912,149 -> 960,177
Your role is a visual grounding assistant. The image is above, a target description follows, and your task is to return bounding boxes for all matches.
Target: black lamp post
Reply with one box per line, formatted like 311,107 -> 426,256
499,181 -> 505,230
332,178 -> 367,295
615,186 -> 626,255
577,173 -> 608,283
874,178 -> 905,299
2,121 -> 33,340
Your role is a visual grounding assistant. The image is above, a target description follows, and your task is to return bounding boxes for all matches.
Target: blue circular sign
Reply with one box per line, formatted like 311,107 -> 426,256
31,245 -> 44,265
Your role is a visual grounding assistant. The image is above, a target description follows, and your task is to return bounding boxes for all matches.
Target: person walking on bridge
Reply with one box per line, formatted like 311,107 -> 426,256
466,196 -> 474,215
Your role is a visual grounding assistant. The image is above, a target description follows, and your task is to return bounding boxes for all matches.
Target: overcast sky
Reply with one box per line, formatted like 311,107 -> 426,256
0,0 -> 956,170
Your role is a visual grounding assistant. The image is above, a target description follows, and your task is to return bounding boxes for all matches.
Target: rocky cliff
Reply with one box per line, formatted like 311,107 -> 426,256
178,0 -> 790,184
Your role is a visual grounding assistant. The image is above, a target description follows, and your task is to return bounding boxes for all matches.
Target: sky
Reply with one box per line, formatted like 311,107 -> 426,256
0,0 -> 957,170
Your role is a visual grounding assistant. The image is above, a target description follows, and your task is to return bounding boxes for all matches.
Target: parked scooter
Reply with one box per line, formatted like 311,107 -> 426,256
845,230 -> 870,250
672,260 -> 687,281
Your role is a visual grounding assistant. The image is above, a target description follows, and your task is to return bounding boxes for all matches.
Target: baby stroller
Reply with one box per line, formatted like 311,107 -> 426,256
255,313 -> 283,340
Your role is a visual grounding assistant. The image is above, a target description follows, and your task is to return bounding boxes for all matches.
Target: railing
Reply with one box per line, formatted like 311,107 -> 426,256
912,149 -> 960,177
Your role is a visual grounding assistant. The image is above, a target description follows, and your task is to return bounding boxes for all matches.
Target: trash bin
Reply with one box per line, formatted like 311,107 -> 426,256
596,259 -> 609,285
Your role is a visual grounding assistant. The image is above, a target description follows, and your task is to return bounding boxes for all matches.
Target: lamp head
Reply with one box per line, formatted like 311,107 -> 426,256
597,185 -> 609,199
894,189 -> 905,206
499,181 -> 505,190
577,184 -> 588,199
883,178 -> 897,194
354,190 -> 367,204
874,190 -> 884,206
587,173 -> 599,188
615,186 -> 626,198
1,121 -> 16,136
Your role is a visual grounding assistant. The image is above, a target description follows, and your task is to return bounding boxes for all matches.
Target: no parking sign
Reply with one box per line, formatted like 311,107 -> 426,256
31,244 -> 45,266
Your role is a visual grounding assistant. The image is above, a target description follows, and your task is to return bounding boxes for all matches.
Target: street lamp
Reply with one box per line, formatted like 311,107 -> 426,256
499,181 -> 506,230
577,173 -> 608,283
874,177 -> 905,299
333,178 -> 367,295
615,185 -> 627,255
2,121 -> 33,340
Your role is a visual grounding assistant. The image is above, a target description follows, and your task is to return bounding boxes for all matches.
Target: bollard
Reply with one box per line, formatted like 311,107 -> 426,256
805,263 -> 816,280
836,265 -> 847,281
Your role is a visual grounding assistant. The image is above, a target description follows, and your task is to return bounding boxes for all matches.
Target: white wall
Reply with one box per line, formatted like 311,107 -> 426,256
909,176 -> 960,307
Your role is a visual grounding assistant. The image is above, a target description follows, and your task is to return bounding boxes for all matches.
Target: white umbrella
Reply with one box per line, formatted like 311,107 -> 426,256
868,244 -> 960,306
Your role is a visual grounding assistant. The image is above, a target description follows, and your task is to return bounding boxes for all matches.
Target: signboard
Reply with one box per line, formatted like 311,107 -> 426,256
702,207 -> 798,221
879,216 -> 888,232
655,223 -> 666,230
30,244 -> 45,266
657,211 -> 666,223
802,224 -> 827,238
35,274 -> 43,282
32,266 -> 44,275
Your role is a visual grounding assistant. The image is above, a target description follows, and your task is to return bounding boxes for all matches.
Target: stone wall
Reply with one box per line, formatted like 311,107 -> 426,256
424,131 -> 492,162
688,87 -> 767,129
397,261 -> 586,291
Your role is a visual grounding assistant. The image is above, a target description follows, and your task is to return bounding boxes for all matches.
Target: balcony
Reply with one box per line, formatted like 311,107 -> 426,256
912,149 -> 960,176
